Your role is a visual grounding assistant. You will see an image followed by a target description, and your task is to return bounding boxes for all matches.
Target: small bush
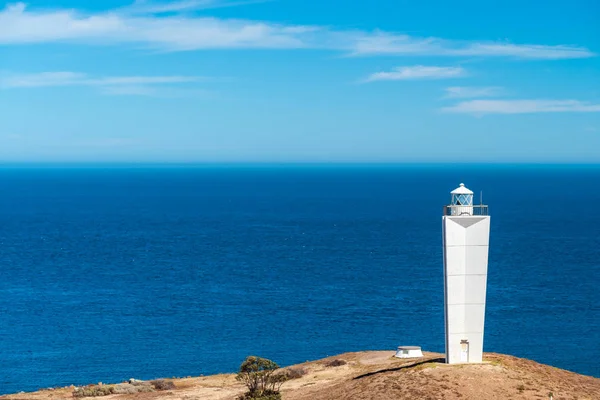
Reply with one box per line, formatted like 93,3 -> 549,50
324,359 -> 347,368
112,384 -> 139,395
236,356 -> 286,400
151,379 -> 176,390
280,366 -> 307,380
112,383 -> 154,394
238,389 -> 282,400
129,379 -> 148,386
73,385 -> 115,397
517,384 -> 525,393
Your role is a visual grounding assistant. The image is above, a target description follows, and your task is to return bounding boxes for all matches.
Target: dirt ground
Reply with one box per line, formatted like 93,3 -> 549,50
3,351 -> 599,400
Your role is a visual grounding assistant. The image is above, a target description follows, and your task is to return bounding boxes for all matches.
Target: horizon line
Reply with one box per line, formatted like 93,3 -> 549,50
1,161 -> 600,168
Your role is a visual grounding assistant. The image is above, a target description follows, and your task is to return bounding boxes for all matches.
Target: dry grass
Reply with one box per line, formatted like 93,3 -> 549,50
2,352 -> 599,400
72,385 -> 115,397
113,382 -> 154,394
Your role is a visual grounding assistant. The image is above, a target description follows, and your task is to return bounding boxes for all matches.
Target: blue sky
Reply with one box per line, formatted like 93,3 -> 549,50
0,0 -> 599,162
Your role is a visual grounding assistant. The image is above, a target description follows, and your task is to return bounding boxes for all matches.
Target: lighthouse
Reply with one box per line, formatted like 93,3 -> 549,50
442,183 -> 490,364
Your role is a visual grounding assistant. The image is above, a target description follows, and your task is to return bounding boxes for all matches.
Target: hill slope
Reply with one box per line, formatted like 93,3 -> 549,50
3,351 -> 599,400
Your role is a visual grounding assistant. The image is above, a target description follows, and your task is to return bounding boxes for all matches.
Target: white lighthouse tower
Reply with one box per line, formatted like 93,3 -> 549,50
442,183 -> 490,364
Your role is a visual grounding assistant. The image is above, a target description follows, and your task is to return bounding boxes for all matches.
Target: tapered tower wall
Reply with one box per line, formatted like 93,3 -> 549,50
443,215 -> 490,364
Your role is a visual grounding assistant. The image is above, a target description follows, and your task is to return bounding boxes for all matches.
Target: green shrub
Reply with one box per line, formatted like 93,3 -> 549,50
236,356 -> 286,400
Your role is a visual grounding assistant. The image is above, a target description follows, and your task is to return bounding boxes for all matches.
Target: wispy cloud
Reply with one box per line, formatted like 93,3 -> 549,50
366,66 -> 465,82
352,34 -> 595,60
124,0 -> 269,14
127,0 -> 227,13
453,43 -> 593,60
0,2 -> 315,50
442,99 -> 600,115
0,72 -> 206,95
99,85 -> 161,96
0,3 -> 595,59
444,86 -> 504,98
0,72 -> 86,88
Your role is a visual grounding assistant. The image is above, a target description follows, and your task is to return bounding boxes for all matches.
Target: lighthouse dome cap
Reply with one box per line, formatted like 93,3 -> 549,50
450,183 -> 474,195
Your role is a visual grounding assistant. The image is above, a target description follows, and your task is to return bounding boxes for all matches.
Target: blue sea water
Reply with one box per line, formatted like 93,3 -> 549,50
0,164 -> 599,394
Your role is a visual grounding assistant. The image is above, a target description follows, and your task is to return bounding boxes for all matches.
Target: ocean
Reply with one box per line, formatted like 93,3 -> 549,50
0,164 -> 598,394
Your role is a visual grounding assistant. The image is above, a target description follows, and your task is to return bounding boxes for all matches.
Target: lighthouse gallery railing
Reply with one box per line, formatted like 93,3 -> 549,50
443,205 -> 489,216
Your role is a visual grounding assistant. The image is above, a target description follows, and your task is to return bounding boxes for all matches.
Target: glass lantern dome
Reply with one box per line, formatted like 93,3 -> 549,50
449,183 -> 474,216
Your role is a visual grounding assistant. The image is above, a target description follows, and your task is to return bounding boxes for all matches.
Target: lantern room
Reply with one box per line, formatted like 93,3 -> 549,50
449,183 -> 474,216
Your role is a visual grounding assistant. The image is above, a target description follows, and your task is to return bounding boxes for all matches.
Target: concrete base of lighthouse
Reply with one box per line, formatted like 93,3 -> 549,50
442,215 -> 490,364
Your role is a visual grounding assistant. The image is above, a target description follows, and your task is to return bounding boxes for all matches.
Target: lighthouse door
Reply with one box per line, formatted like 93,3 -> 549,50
460,340 -> 469,362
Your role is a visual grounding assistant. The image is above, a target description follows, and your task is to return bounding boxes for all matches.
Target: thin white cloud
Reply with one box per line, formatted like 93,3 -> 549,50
0,2 -> 594,59
0,72 -> 86,88
451,43 -> 594,60
0,2 -> 315,50
127,0 -> 224,13
442,99 -> 600,115
366,66 -> 465,82
352,34 -> 594,60
100,85 -> 159,96
444,86 -> 504,98
124,0 -> 268,14
0,72 -> 206,95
